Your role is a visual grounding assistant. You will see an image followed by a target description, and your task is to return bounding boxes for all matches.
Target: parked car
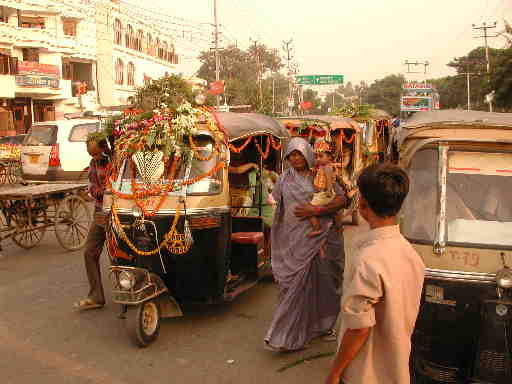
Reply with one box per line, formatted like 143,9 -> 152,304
20,119 -> 101,182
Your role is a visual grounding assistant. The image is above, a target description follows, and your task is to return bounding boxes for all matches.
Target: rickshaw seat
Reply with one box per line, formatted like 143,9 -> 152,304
231,232 -> 264,245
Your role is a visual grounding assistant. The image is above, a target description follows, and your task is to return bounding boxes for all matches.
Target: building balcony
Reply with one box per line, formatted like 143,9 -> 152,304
0,23 -> 77,54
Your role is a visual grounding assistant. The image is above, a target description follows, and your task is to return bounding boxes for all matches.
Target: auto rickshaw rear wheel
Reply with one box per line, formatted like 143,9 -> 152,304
126,300 -> 161,348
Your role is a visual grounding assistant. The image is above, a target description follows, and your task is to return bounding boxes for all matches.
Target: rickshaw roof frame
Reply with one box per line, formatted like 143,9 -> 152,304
216,112 -> 291,142
400,137 -> 512,168
278,116 -> 361,133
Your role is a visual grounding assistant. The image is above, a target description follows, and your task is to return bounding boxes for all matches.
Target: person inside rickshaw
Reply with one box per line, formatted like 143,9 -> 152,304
228,146 -> 258,216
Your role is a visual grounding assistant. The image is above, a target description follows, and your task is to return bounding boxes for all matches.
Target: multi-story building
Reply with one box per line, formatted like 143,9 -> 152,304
0,0 -> 97,133
0,0 -> 186,134
95,0 -> 182,108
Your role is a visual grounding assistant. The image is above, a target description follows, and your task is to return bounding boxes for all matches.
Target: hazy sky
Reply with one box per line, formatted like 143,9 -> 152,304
138,0 -> 511,85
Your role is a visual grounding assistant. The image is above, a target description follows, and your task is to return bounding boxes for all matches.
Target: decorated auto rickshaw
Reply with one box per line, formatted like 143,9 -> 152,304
397,110 -> 512,384
353,108 -> 392,164
102,104 -> 289,347
279,115 -> 362,225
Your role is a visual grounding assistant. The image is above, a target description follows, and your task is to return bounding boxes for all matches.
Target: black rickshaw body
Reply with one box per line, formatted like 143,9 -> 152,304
103,110 -> 289,346
398,110 -> 512,383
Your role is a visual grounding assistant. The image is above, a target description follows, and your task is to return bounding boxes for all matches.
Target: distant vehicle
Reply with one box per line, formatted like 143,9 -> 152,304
20,119 -> 101,182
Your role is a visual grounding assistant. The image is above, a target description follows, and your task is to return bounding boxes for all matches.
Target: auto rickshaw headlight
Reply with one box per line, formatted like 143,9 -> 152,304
132,205 -> 143,218
496,267 -> 512,289
119,271 -> 135,290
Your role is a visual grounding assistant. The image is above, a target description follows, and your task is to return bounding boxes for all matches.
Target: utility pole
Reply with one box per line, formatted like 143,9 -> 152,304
473,21 -> 498,112
404,60 -> 430,74
213,0 -> 220,110
473,22 -> 498,74
282,39 -> 293,115
251,39 -> 263,110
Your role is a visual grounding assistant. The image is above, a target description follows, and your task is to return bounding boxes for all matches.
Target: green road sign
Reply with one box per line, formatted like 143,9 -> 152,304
295,75 -> 344,85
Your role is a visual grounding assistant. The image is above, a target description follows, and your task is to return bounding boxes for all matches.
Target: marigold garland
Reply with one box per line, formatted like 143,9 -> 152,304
342,132 -> 355,144
255,136 -> 271,160
269,136 -> 282,150
111,202 -> 181,256
229,136 -> 252,153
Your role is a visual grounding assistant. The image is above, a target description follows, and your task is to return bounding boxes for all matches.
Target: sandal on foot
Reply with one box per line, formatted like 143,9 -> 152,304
73,298 -> 104,311
322,329 -> 337,342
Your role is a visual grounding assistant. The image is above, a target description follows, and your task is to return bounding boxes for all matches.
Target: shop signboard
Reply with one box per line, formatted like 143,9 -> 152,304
403,81 -> 433,91
16,61 -> 60,89
17,62 -> 60,76
400,96 -> 432,112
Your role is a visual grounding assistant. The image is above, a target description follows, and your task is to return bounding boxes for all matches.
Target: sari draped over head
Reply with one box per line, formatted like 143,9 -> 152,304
265,137 -> 345,351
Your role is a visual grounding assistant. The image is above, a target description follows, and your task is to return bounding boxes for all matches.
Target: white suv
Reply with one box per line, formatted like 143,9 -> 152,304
21,119 -> 101,182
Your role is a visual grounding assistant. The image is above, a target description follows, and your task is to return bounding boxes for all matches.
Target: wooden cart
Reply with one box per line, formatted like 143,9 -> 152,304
0,183 -> 92,251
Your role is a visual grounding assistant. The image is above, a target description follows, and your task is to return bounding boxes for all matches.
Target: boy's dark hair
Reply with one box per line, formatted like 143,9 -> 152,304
357,163 -> 409,218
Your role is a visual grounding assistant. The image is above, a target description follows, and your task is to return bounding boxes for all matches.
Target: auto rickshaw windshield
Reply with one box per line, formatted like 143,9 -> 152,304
113,134 -> 222,196
401,148 -> 512,248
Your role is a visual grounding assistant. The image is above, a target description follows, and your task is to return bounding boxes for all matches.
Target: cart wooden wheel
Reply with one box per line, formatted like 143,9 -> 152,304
0,164 -> 8,185
55,195 -> 92,251
7,162 -> 18,184
11,201 -> 48,249
126,300 -> 161,348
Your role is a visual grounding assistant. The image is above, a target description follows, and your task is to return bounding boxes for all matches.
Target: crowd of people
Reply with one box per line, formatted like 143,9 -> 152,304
76,134 -> 425,384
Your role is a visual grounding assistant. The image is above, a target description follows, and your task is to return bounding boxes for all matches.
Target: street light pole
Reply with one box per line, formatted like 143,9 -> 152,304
214,0 -> 220,110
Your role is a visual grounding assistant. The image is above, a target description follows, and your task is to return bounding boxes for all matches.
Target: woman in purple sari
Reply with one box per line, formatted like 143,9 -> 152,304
264,138 -> 347,352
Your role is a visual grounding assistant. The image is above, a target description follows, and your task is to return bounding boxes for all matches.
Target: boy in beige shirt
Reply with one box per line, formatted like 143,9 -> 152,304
326,163 -> 425,384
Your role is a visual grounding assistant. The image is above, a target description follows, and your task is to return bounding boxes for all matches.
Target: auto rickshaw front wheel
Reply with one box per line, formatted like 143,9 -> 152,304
126,300 -> 161,348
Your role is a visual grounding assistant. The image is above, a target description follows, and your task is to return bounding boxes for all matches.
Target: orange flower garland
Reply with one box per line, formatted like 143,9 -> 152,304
342,131 -> 355,144
229,136 -> 252,153
269,135 -> 282,150
255,136 -> 271,160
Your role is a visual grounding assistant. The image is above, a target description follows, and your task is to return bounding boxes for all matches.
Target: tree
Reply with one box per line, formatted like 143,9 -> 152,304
197,44 -> 284,113
302,89 -> 322,114
134,74 -> 194,112
365,74 -> 405,116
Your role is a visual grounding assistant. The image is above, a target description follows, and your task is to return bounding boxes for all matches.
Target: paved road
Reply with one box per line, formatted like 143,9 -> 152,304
0,223 -> 366,384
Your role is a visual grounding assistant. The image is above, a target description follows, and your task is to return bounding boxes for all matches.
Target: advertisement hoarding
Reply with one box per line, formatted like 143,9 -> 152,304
400,96 -> 432,112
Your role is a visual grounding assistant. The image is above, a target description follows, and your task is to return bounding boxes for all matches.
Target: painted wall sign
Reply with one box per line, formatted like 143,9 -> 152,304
17,61 -> 60,76
15,75 -> 59,89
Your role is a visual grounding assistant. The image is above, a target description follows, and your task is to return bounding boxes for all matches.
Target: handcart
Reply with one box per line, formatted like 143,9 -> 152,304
0,183 -> 92,251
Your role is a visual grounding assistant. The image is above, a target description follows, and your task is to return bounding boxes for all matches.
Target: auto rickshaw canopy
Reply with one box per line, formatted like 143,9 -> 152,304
398,109 -> 512,165
217,112 -> 290,142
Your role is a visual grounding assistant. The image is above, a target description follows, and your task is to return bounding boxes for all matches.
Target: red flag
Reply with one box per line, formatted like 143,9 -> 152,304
208,80 -> 225,95
300,101 -> 313,110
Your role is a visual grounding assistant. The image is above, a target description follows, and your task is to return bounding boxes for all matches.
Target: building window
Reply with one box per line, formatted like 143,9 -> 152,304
22,48 -> 39,62
155,38 -> 160,58
136,30 -> 143,52
62,18 -> 77,37
62,61 -> 72,80
168,43 -> 175,63
125,24 -> 134,49
20,16 -> 45,29
146,33 -> 152,55
162,42 -> 168,61
114,18 -> 123,45
127,62 -> 135,86
0,54 -> 9,74
115,58 -> 124,85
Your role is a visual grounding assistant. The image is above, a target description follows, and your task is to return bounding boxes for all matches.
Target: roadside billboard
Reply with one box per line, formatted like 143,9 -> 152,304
400,96 -> 432,112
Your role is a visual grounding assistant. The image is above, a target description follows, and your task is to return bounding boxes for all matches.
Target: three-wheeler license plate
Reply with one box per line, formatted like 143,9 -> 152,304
29,154 -> 39,164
